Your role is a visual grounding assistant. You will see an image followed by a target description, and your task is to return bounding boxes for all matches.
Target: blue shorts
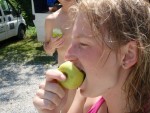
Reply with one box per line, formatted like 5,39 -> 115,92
47,0 -> 57,7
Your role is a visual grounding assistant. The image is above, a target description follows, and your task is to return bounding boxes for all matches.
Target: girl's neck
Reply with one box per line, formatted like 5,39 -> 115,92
103,71 -> 129,113
104,91 -> 127,113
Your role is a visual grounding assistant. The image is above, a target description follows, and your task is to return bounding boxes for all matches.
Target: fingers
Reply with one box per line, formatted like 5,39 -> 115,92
38,109 -> 53,113
36,88 -> 62,106
45,69 -> 66,82
33,95 -> 57,110
43,42 -> 52,51
39,81 -> 65,98
44,38 -> 65,50
33,81 -> 66,111
56,38 -> 65,48
51,38 -> 65,48
33,69 -> 67,112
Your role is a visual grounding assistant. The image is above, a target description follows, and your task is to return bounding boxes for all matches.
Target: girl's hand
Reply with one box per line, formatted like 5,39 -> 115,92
43,37 -> 65,55
50,37 -> 65,49
33,69 -> 67,113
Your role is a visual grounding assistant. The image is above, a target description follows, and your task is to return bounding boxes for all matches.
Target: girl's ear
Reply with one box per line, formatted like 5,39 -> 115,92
121,41 -> 138,69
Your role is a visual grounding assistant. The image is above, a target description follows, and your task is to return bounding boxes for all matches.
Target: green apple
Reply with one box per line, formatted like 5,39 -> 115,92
58,61 -> 85,90
52,28 -> 63,38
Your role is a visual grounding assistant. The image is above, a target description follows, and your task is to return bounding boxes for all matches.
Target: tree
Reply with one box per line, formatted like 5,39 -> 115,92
10,0 -> 34,26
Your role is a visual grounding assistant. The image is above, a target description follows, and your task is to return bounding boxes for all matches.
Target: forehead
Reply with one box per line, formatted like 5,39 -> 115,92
73,12 -> 113,47
73,12 -> 93,37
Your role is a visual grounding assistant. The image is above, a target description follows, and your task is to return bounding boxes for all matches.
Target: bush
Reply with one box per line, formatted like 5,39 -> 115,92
26,26 -> 37,38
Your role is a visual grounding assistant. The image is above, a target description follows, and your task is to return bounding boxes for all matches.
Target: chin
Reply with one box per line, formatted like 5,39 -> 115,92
79,83 -> 95,97
79,88 -> 88,97
79,80 -> 88,97
79,83 -> 109,98
79,78 -> 93,97
80,88 -> 96,98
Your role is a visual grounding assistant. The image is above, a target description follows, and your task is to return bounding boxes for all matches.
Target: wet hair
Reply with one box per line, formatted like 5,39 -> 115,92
74,0 -> 150,112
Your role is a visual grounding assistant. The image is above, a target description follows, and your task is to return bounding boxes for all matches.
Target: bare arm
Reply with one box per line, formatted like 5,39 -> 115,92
43,16 -> 56,56
44,14 -> 65,56
67,89 -> 86,113
45,15 -> 53,43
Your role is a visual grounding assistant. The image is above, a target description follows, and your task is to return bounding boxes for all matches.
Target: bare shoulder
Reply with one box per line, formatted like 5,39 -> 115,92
46,9 -> 61,21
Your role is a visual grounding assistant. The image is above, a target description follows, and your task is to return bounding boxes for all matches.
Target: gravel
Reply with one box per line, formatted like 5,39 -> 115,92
0,63 -> 58,113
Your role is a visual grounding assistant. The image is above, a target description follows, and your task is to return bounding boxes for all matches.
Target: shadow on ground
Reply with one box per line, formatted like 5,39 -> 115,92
0,36 -> 20,48
0,36 -> 58,104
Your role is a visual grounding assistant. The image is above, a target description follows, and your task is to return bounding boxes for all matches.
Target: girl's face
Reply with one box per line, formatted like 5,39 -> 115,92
65,13 -> 122,97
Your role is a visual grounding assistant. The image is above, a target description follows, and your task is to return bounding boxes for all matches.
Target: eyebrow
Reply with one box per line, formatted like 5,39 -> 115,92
75,34 -> 93,39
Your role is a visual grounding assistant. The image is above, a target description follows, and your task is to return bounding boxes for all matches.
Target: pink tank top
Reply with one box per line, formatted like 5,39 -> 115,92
87,97 -> 105,113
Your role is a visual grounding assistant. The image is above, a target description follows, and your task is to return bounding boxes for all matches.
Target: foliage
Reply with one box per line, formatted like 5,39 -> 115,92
0,27 -> 57,65
9,0 -> 34,26
26,26 -> 37,38
0,1 -> 58,65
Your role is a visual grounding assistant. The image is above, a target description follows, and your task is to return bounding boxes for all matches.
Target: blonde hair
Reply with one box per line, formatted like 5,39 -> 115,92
74,0 -> 150,112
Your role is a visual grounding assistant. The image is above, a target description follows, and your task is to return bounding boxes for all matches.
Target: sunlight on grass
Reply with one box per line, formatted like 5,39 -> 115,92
0,27 -> 57,65
26,26 -> 37,38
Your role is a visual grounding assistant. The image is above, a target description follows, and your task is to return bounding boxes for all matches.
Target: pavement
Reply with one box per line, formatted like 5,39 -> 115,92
0,63 -> 57,113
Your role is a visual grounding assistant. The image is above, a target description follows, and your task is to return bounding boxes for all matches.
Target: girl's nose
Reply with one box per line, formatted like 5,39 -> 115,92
64,43 -> 78,62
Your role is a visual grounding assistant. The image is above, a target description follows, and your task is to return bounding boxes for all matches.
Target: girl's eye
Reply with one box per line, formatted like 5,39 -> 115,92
79,43 -> 88,47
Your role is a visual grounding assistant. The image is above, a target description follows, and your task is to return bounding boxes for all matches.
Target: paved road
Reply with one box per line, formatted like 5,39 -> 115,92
0,63 -> 57,113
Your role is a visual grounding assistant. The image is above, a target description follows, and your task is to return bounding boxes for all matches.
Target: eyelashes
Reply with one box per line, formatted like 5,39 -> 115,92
79,42 -> 89,48
80,43 -> 88,46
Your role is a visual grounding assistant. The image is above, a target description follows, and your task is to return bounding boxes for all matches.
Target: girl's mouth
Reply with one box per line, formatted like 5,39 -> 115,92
80,70 -> 86,80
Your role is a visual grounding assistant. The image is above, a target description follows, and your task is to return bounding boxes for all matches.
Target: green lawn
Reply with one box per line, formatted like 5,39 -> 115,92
0,27 -> 57,65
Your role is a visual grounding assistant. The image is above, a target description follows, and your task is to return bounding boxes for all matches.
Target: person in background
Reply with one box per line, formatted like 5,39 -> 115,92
47,0 -> 57,7
34,0 -> 150,113
37,0 -> 102,112
33,0 -> 49,13
47,0 -> 62,12
34,0 -> 101,112
44,0 -> 77,65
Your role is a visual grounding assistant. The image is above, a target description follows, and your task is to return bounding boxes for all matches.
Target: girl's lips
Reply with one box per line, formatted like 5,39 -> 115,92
71,61 -> 86,79
72,62 -> 85,72
79,75 -> 87,90
78,69 -> 86,89
80,70 -> 86,80
75,65 -> 86,80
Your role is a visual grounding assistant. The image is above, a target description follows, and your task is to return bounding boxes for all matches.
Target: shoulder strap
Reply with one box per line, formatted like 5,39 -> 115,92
87,97 -> 105,113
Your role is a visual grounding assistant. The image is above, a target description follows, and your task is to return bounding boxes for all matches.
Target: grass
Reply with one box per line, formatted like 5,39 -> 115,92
0,26 -> 57,65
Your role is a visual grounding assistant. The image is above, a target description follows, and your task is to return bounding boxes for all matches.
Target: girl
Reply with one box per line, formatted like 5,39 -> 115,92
33,0 -> 150,113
